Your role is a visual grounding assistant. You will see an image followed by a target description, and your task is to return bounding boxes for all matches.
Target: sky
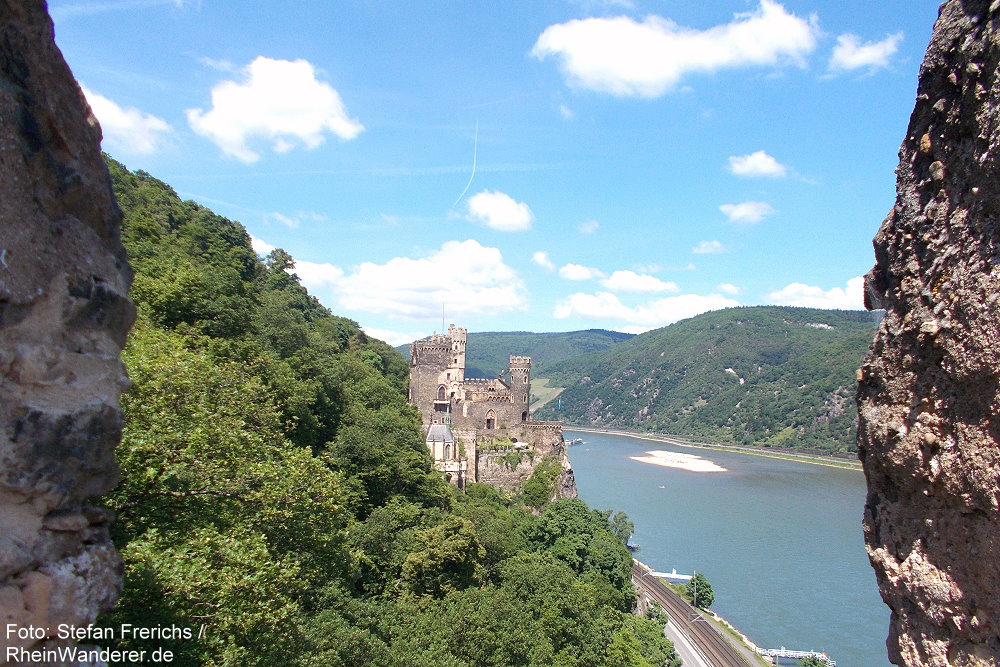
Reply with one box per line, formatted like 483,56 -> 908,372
50,0 -> 943,344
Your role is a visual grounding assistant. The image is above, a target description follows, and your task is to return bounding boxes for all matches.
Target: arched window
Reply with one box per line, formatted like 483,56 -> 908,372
437,385 -> 447,400
521,411 -> 528,422
485,409 -> 496,430
444,443 -> 451,459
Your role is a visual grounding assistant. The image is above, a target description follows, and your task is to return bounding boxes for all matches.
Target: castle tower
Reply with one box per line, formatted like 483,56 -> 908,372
508,355 -> 531,423
448,324 -> 467,382
409,324 -> 468,425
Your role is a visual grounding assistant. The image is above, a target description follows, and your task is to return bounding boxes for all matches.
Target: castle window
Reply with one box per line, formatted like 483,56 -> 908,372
524,376 -> 527,383
521,411 -> 527,422
437,385 -> 447,400
485,409 -> 496,430
444,443 -> 451,459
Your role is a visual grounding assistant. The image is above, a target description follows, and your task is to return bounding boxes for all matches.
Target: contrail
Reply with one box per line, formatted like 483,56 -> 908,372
451,120 -> 479,210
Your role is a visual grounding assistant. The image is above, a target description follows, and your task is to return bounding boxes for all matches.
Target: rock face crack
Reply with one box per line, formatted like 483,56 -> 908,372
0,0 -> 134,661
858,2 -> 1000,665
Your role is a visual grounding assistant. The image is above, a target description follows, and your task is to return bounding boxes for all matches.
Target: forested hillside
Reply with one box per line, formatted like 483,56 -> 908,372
99,156 -> 678,666
534,307 -> 879,454
397,329 -> 633,378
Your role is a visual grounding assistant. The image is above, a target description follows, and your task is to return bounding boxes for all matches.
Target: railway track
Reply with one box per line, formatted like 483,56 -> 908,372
632,562 -> 752,667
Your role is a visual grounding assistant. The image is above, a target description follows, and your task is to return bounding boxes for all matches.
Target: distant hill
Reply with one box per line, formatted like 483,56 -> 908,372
533,307 -> 880,454
397,329 -> 634,378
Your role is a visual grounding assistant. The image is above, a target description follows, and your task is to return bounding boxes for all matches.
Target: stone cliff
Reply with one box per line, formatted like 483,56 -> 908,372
0,0 -> 134,662
858,1 -> 1000,665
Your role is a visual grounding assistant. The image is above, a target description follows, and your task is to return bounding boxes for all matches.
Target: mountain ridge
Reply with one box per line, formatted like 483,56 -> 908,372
396,328 -> 634,378
534,306 -> 880,454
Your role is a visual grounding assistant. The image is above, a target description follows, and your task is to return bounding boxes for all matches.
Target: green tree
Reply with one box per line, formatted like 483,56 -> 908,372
798,657 -> 829,667
605,509 -> 634,545
400,516 -> 486,598
686,571 -> 715,609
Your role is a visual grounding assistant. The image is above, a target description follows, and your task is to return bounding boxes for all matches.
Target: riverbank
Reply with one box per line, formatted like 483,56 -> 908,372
566,426 -> 863,471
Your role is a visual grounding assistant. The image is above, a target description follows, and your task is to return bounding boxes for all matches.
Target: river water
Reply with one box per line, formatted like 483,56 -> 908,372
565,429 -> 890,667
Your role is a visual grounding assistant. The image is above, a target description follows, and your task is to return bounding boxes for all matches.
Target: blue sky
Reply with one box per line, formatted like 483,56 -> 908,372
51,0 -> 941,344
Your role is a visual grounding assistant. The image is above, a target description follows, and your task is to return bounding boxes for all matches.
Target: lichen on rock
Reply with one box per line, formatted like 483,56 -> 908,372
0,0 -> 134,661
858,1 -> 1000,665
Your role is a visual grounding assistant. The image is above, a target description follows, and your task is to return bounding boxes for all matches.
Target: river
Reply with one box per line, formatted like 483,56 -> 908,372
565,429 -> 890,667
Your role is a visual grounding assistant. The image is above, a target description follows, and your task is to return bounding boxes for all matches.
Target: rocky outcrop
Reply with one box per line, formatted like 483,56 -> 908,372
0,0 -> 134,662
858,2 -> 1000,665
453,422 -> 578,499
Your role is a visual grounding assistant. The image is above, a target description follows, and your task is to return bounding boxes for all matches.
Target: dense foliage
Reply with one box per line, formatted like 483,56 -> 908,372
99,156 -> 676,666
534,307 -> 880,454
397,329 -> 634,379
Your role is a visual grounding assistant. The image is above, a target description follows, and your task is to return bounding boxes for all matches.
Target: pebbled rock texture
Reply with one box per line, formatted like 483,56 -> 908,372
0,0 -> 134,662
858,1 -> 1000,665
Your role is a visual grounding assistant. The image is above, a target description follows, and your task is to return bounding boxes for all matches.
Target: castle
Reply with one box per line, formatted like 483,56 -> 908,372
408,324 -> 575,497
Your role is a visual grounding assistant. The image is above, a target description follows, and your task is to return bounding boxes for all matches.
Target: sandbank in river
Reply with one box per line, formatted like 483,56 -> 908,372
629,449 -> 727,473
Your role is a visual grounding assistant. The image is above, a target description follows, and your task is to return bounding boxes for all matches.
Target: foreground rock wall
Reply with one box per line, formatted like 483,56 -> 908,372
858,1 -> 1000,665
0,0 -> 134,661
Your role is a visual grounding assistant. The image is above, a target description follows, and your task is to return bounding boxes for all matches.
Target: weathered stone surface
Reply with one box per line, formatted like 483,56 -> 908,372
0,0 -> 133,662
858,2 -> 1000,665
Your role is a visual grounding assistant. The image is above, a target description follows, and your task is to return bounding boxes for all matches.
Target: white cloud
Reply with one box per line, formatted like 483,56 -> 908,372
717,283 -> 742,295
250,235 -> 276,255
559,263 -> 605,281
532,0 -> 818,98
600,270 -> 679,293
248,235 -> 343,291
532,251 -> 556,271
720,201 -> 775,224
293,259 -> 345,292
766,276 -> 865,309
579,220 -> 600,234
265,210 -> 326,229
728,150 -> 787,178
187,56 -> 363,163
81,86 -> 171,155
268,212 -> 300,229
465,190 -> 534,231
554,291 -> 739,331
198,56 -> 237,72
559,104 -> 576,119
829,33 -> 902,73
633,263 -> 662,273
338,240 -> 526,318
363,327 -> 426,347
693,240 -> 727,254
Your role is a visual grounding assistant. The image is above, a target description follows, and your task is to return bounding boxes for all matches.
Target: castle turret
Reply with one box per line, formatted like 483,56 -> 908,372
509,355 -> 531,422
448,324 -> 467,382
409,324 -> 468,425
